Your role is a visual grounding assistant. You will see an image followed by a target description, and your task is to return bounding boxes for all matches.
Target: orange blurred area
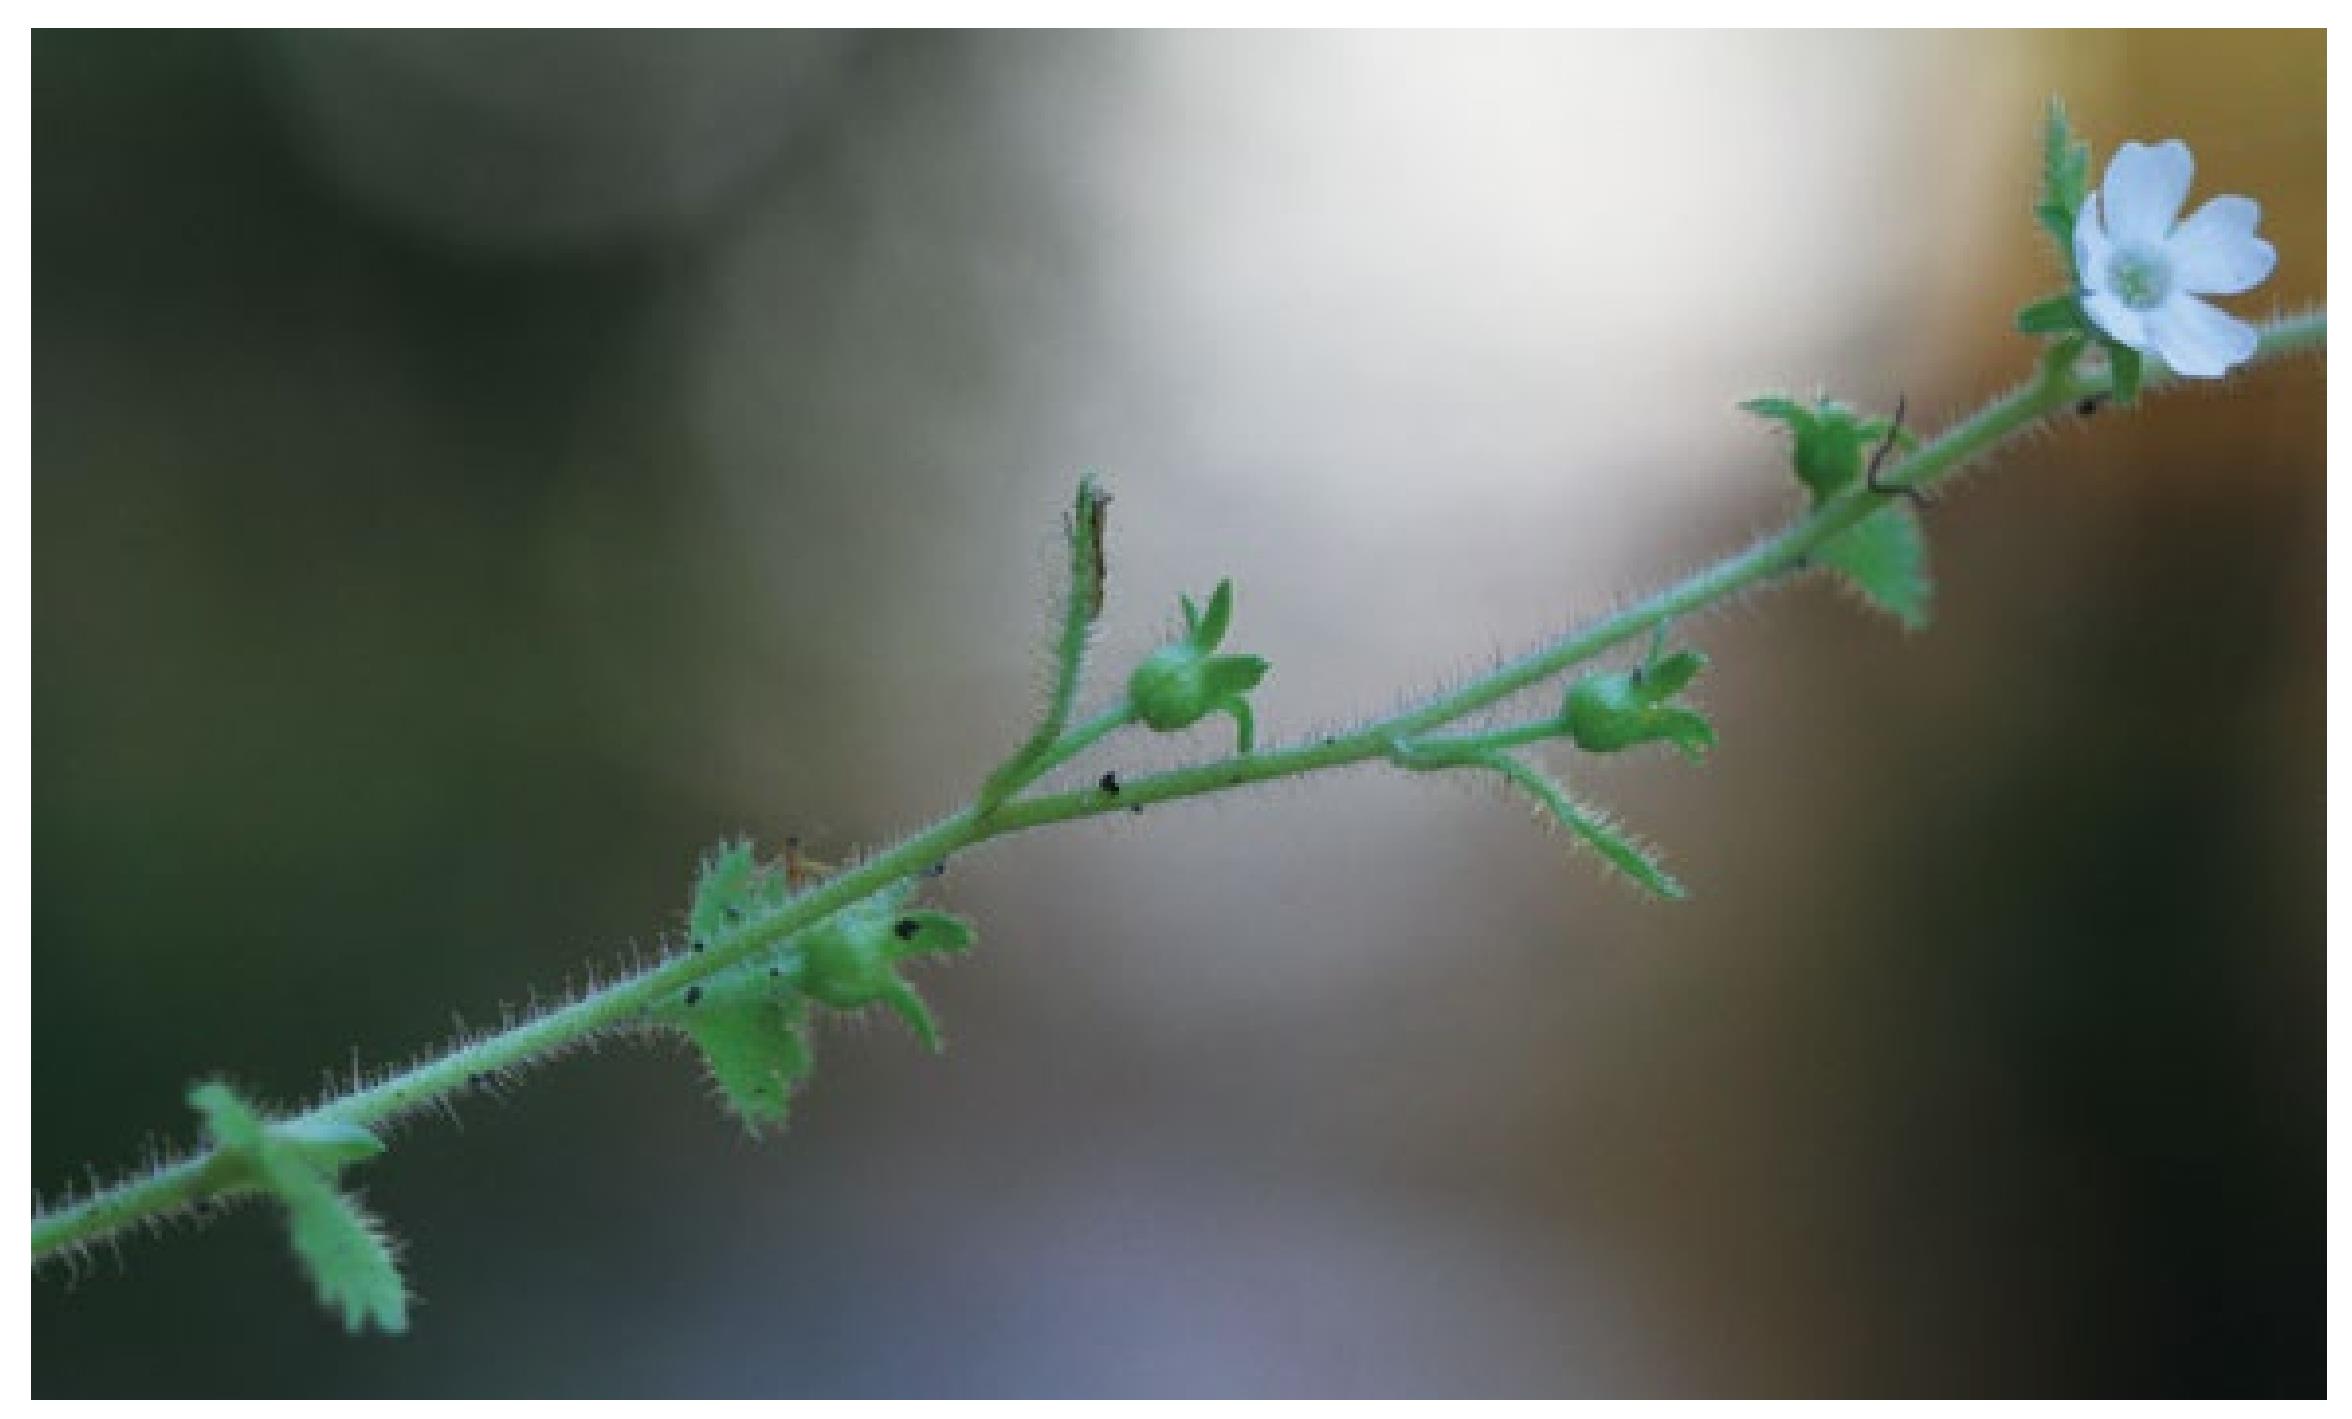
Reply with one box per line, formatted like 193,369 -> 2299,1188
34,31 -> 2322,1396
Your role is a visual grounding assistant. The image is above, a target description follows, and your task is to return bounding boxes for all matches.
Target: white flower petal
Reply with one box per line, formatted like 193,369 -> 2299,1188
2168,195 -> 2276,295
2102,139 -> 2195,243
2073,190 -> 2113,291
2144,294 -> 2258,378
2082,288 -> 2149,352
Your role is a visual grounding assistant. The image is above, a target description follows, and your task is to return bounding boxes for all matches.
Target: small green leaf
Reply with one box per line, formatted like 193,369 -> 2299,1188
1816,503 -> 1933,629
688,838 -> 763,945
271,1165 -> 409,1335
2016,292 -> 2086,335
1476,750 -> 1686,901
188,1083 -> 408,1334
272,1119 -> 388,1172
1551,794 -> 1686,902
678,989 -> 814,1135
2038,97 -> 2091,274
2034,200 -> 2075,253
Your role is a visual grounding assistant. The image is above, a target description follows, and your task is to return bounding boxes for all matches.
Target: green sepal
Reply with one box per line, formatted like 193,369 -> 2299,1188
1635,646 -> 1705,701
1191,578 -> 1233,649
2038,334 -> 2090,386
1736,395 -> 1807,424
886,909 -> 976,960
2015,292 -> 2087,336
1816,503 -> 1933,630
188,1083 -> 408,1335
1196,654 -> 1270,705
2107,343 -> 2144,407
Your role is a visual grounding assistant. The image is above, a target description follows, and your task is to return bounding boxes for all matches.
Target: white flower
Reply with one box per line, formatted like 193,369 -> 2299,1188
2074,139 -> 2277,378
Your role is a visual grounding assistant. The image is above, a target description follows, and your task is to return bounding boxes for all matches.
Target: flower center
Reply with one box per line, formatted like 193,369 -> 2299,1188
2105,242 -> 2175,312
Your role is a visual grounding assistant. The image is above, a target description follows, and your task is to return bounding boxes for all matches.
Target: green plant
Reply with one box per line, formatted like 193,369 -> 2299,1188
31,102 -> 2325,1334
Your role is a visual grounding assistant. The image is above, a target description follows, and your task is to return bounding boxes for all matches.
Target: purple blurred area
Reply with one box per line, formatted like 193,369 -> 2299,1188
34,30 -> 2323,1396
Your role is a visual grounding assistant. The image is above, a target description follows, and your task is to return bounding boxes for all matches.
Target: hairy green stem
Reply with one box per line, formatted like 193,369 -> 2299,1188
977,478 -> 1108,810
33,311 -> 2323,1268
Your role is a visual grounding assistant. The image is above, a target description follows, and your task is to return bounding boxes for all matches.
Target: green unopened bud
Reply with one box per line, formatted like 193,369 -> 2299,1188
790,899 -> 974,1052
1128,578 -> 1270,751
1563,643 -> 1717,762
1740,396 -> 1914,505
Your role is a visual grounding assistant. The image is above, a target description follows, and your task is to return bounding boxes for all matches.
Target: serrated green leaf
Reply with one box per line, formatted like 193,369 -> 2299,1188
1554,796 -> 1686,902
1818,503 -> 1932,629
189,1082 -> 408,1334
2035,201 -> 2075,253
2016,293 -> 2087,335
2038,98 -> 2091,272
1479,751 -> 1685,901
688,839 -> 761,945
679,992 -> 813,1135
268,1163 -> 408,1335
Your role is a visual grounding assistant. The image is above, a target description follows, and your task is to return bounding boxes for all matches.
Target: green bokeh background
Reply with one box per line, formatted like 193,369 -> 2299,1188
34,30 -> 2323,1396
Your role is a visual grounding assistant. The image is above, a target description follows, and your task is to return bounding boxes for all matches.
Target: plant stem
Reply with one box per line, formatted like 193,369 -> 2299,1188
32,310 -> 2323,1268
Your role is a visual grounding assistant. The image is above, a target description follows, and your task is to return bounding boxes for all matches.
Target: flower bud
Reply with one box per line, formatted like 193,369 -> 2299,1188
1563,648 -> 1716,761
1127,578 -> 1270,748
790,897 -> 973,1052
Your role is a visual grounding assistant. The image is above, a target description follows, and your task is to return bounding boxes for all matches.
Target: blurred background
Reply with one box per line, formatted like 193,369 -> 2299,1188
32,30 -> 2323,1397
